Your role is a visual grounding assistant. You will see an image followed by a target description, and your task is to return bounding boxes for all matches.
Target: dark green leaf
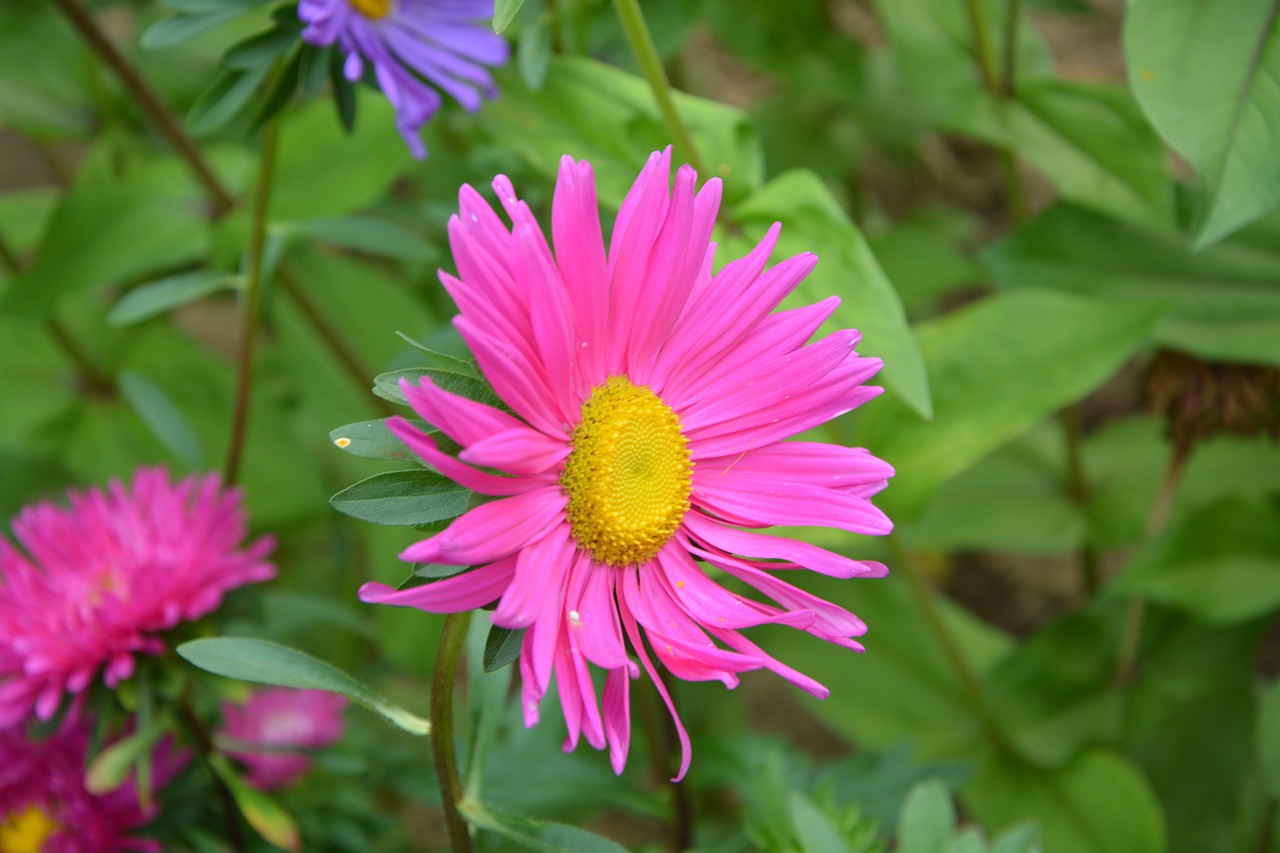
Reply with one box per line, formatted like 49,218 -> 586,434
119,370 -> 203,469
249,44 -> 303,130
107,270 -> 240,326
329,470 -> 472,526
483,625 -> 525,672
186,65 -> 271,136
413,563 -> 473,580
329,49 -> 357,133
178,637 -> 431,735
222,23 -> 303,70
460,800 -> 630,852
373,366 -> 501,409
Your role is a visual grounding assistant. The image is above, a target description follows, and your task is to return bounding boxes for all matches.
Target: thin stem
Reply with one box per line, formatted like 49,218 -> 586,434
1112,444 -> 1191,685
637,675 -> 693,852
963,0 -> 1028,222
51,0 -> 235,216
431,611 -> 474,853
177,695 -> 245,853
223,121 -> 279,486
1255,796 -> 1277,853
278,267 -> 396,418
611,0 -> 708,176
963,0 -> 1000,92
1000,0 -> 1022,98
1059,405 -> 1101,597
0,230 -> 21,277
47,317 -> 118,398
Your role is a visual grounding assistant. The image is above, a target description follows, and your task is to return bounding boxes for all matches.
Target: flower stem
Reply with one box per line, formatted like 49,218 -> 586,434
1059,405 -> 1101,597
223,120 -> 279,486
964,0 -> 1000,92
1000,0 -> 1023,98
51,0 -> 235,216
637,674 -> 693,851
432,611 -> 474,853
611,0 -> 708,176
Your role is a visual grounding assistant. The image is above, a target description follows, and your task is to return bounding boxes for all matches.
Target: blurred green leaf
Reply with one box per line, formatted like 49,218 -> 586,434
982,204 -> 1280,365
854,290 -> 1159,518
789,791 -> 855,853
898,780 -> 955,853
284,216 -> 438,262
479,55 -> 763,206
209,755 -> 303,852
460,799 -> 630,852
141,2 -> 256,51
119,369 -> 204,469
186,64 -> 271,136
0,3 -> 94,135
107,270 -> 241,327
1125,0 -> 1280,245
1112,496 -> 1280,624
178,637 -> 431,736
329,470 -> 472,526
85,715 -> 169,795
1258,678 -> 1280,799
962,749 -> 1164,853
729,169 -> 931,418
494,0 -> 526,33
516,11 -> 553,90
483,625 -> 525,672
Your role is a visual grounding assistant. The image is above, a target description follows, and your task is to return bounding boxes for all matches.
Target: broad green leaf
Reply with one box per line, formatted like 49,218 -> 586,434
329,470 -> 473,526
328,419 -> 419,461
899,780 -> 955,853
85,715 -> 169,795
178,637 -> 431,735
1258,678 -> 1280,799
209,755 -> 302,852
788,792 -> 851,853
483,625 -> 525,672
962,749 -> 1165,853
459,799 -> 630,853
1125,0 -> 1280,245
1111,496 -> 1280,624
494,0 -> 525,32
119,370 -> 204,469
0,4 -> 95,136
853,290 -> 1159,518
868,210 -> 983,319
990,824 -> 1041,853
982,204 -> 1280,365
479,55 -> 763,206
729,169 -> 931,418
107,271 -> 241,327
283,216 -> 438,262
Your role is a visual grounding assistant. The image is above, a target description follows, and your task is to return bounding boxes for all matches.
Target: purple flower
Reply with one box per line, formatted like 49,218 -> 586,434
298,0 -> 509,158
218,688 -> 348,791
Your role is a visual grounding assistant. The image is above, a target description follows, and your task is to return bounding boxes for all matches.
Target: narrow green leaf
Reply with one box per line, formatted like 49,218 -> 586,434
186,65 -> 271,136
373,366 -> 501,409
516,13 -> 552,89
329,418 -> 419,461
494,0 -> 525,32
85,715 -> 168,795
178,637 -> 431,736
208,755 -> 302,852
107,270 -> 240,327
222,23 -> 303,70
119,370 -> 203,469
287,215 -> 437,262
899,780 -> 955,853
329,470 -> 472,526
140,7 -> 247,50
483,625 -> 526,672
414,563 -> 474,580
460,800 -> 630,852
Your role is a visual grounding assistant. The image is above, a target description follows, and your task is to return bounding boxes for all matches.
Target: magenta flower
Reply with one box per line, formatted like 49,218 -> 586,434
0,717 -> 181,853
218,688 -> 348,791
359,149 -> 893,779
298,0 -> 509,159
0,468 -> 275,728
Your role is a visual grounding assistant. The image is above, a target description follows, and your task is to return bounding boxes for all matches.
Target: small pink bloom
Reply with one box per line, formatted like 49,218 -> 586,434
218,688 -> 348,790
0,468 -> 276,728
359,149 -> 893,779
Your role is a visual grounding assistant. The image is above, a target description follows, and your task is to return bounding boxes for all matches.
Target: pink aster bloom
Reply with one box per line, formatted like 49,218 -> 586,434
0,468 -> 276,728
218,688 -> 349,791
358,148 -> 893,779
0,717 -> 183,852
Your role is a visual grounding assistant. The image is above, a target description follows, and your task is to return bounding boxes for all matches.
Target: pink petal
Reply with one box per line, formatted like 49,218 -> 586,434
551,156 -> 610,389
693,477 -> 893,536
602,667 -> 632,775
459,427 -> 570,476
617,586 -> 691,781
358,557 -> 516,612
492,523 -> 574,628
682,511 -> 888,579
400,487 -> 567,565
400,376 -> 525,447
387,417 -> 546,496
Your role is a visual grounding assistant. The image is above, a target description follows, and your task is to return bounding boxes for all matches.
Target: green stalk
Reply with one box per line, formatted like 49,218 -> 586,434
1059,405 -> 1101,597
611,0 -> 708,176
432,612 -> 474,853
223,120 -> 279,486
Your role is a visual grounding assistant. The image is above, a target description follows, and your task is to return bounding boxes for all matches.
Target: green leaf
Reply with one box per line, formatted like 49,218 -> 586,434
208,755 -> 302,852
516,12 -> 552,89
962,749 -> 1165,853
494,0 -> 525,33
729,169 -> 932,418
284,215 -> 438,262
479,55 -> 763,206
1125,0 -> 1280,245
85,715 -> 169,795
140,4 -> 252,50
222,23 -> 303,70
854,290 -> 1159,518
483,625 -> 525,672
107,270 -> 241,327
1258,678 -> 1280,799
990,824 -> 1041,853
899,780 -> 955,853
459,800 -> 630,852
373,366 -> 501,409
982,204 -> 1280,365
1111,496 -> 1280,624
789,792 -> 853,853
119,370 -> 204,469
178,637 -> 431,736
328,418 -> 419,461
329,470 -> 473,526
186,64 -> 271,136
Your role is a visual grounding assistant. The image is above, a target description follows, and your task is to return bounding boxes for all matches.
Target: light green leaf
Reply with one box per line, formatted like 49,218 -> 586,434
283,216 -> 438,262
328,418 -> 420,462
329,470 -> 473,526
178,637 -> 431,736
140,5 -> 251,50
119,370 -> 204,469
899,780 -> 956,853
1125,0 -> 1280,245
789,792 -> 852,853
107,270 -> 241,327
209,755 -> 302,852
493,0 -> 525,32
990,824 -> 1041,853
459,800 -> 630,852
85,715 -> 169,795
1258,678 -> 1280,799
729,169 -> 931,418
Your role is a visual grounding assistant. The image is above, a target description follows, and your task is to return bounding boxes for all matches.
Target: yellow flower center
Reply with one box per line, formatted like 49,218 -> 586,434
0,804 -> 57,853
348,0 -> 392,20
560,376 -> 692,566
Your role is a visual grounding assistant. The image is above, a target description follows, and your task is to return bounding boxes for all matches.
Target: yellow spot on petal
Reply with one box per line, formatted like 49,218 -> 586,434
1,804 -> 58,853
349,0 -> 392,20
1139,68 -> 1155,81
676,580 -> 685,589
560,376 -> 692,566
334,437 -> 352,448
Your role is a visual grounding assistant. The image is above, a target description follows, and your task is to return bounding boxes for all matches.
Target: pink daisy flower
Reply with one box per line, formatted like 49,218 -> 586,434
0,468 -> 276,728
217,688 -> 349,791
0,717 -> 183,853
358,148 -> 893,779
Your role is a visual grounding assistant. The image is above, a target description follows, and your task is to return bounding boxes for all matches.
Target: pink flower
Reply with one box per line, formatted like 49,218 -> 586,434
218,688 -> 348,790
0,717 -> 182,852
358,149 -> 893,779
0,468 -> 276,728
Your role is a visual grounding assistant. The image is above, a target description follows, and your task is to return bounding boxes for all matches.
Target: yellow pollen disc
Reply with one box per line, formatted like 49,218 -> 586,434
0,804 -> 57,853
348,0 -> 392,20
560,376 -> 692,566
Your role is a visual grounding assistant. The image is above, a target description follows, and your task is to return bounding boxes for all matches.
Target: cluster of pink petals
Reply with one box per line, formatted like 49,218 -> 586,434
0,716 -> 184,852
218,688 -> 348,791
0,468 -> 276,728
359,148 -> 893,779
